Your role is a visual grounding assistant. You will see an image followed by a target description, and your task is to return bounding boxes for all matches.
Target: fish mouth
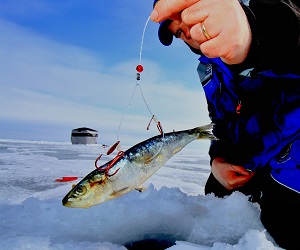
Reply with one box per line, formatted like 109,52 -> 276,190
62,186 -> 99,208
62,195 -> 75,208
62,193 -> 86,208
62,196 -> 92,208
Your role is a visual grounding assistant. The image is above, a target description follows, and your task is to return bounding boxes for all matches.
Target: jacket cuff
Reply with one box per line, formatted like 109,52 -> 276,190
209,140 -> 226,166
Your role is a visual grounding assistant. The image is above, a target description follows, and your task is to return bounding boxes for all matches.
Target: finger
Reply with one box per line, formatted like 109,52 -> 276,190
227,173 -> 254,189
236,174 -> 254,184
180,0 -> 210,26
200,37 -> 236,64
234,167 -> 254,176
189,22 -> 213,45
226,164 -> 253,176
150,0 -> 198,22
208,33 -> 251,65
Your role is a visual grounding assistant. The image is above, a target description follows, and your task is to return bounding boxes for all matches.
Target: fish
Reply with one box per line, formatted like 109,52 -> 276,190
62,124 -> 217,208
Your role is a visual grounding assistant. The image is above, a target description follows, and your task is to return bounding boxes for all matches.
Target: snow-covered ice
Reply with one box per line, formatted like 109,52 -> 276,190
0,139 -> 282,249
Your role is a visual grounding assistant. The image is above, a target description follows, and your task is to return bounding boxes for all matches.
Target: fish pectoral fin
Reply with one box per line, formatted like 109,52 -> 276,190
135,186 -> 147,193
111,187 -> 130,197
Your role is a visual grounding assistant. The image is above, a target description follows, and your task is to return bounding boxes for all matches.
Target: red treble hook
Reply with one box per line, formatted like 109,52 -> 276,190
95,151 -> 124,177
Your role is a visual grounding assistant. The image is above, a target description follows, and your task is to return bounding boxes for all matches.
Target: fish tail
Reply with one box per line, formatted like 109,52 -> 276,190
196,123 -> 218,140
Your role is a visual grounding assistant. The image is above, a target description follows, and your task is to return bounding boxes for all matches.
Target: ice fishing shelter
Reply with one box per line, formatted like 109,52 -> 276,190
71,127 -> 98,144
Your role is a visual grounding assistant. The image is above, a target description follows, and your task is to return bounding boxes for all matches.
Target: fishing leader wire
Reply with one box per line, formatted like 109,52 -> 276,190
106,15 -> 165,161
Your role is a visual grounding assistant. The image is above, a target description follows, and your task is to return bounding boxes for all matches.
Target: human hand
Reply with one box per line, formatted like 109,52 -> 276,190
211,157 -> 255,190
151,0 -> 252,64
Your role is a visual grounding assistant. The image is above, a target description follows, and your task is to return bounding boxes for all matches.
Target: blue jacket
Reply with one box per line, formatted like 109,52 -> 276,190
198,56 -> 300,193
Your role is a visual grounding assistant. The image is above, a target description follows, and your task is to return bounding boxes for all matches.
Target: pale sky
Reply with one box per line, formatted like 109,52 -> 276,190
0,0 -> 210,146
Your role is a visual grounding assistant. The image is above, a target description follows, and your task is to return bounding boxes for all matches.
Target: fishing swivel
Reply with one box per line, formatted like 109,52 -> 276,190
136,64 -> 143,81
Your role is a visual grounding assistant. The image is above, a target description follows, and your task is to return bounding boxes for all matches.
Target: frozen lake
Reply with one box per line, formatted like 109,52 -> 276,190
0,139 -> 279,250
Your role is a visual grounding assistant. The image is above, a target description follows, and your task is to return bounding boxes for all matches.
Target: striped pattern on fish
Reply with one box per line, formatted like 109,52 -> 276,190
62,124 -> 217,208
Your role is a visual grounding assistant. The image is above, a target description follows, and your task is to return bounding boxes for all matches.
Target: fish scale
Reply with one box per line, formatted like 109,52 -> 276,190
62,124 -> 217,208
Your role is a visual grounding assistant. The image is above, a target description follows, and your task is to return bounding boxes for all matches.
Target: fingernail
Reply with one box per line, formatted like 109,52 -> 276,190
150,10 -> 158,21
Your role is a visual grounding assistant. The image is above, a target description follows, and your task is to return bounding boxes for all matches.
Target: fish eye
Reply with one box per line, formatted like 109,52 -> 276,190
75,185 -> 87,195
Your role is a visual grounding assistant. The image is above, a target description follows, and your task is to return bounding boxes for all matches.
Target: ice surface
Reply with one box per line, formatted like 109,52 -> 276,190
0,140 -> 282,249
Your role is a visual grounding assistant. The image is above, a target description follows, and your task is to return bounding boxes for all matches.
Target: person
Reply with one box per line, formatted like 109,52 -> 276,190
151,0 -> 300,249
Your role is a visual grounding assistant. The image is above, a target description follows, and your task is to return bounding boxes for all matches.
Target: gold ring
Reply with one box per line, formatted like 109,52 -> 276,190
201,22 -> 211,40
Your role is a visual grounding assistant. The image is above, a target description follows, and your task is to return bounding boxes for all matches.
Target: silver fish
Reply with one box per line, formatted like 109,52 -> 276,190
62,124 -> 217,208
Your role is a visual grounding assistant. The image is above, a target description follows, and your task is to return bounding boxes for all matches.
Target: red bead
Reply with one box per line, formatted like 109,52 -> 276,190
136,65 -> 143,73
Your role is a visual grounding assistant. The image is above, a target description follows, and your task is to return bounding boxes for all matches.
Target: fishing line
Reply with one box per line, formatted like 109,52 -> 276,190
96,15 -> 167,174
113,15 -> 165,160
116,16 -> 151,140
139,16 -> 150,66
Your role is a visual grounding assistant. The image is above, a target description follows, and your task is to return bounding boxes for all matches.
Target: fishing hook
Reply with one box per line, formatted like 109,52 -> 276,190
95,151 -> 124,177
146,115 -> 154,130
106,141 -> 120,155
146,115 -> 164,135
157,121 -> 163,135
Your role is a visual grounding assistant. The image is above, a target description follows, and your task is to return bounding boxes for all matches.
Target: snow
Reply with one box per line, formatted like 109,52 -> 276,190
0,139 -> 283,250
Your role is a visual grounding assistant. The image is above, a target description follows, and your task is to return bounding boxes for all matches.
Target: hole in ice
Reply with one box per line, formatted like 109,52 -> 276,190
124,234 -> 176,250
